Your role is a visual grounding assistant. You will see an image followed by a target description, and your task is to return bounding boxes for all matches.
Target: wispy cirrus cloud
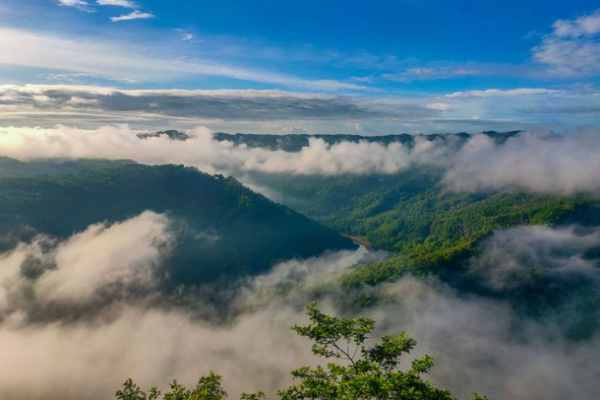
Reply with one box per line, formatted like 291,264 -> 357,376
57,0 -> 142,12
383,66 -> 481,83
97,0 -> 138,7
57,0 -> 149,20
0,28 -> 366,91
445,88 -> 563,98
56,0 -> 94,12
111,10 -> 154,22
181,33 -> 194,41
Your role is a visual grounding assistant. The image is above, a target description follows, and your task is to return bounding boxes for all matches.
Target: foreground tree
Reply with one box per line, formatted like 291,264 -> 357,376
113,303 -> 487,400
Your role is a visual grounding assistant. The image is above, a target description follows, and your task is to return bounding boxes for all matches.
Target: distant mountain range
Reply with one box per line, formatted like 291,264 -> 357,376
139,129 -> 521,151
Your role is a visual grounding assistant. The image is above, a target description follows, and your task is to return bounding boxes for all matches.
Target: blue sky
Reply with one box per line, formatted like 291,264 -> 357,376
0,0 -> 598,133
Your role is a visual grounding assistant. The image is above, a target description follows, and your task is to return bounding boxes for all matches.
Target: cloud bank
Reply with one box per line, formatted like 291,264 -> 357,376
444,127 -> 600,194
0,84 -> 597,132
1,125 -> 600,194
0,211 -> 172,321
0,213 -> 599,400
0,213 -> 362,400
0,85 -> 433,122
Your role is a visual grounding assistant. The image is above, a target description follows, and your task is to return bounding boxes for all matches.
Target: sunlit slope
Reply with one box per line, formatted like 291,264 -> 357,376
249,168 -> 600,283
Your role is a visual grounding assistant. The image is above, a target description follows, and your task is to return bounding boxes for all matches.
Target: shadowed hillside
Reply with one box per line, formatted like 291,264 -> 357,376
0,162 -> 355,283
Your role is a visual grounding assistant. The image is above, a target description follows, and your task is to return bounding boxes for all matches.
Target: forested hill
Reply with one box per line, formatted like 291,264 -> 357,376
214,130 -> 520,151
0,156 -> 135,178
136,130 -> 600,283
0,162 -> 355,283
248,169 -> 600,287
138,130 -> 520,152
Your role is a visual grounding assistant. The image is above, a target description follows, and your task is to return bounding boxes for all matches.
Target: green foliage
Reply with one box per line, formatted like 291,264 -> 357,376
163,374 -> 228,400
0,161 -> 354,283
113,304 -> 486,400
249,168 -> 599,286
282,302 -> 485,400
116,379 -> 160,400
0,156 -> 135,179
292,302 -> 375,361
115,372 -> 263,400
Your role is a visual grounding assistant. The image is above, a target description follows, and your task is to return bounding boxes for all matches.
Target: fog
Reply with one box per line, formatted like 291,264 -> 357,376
445,127 -> 600,194
1,125 -> 599,194
0,211 -> 598,400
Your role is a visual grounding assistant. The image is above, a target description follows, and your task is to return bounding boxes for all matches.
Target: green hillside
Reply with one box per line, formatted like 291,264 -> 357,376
135,130 -> 600,286
0,161 -> 355,283
248,168 -> 599,286
0,156 -> 135,178
212,130 -> 520,151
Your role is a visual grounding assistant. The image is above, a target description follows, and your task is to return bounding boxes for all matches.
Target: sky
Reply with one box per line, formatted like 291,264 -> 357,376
0,0 -> 599,133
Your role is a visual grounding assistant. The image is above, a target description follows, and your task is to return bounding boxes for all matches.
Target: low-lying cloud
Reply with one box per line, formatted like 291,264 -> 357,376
0,213 -> 359,400
0,211 -> 172,322
472,224 -> 600,291
35,211 -> 171,304
1,125 -> 600,194
444,127 -> 600,194
0,125 -> 447,176
0,213 -> 599,400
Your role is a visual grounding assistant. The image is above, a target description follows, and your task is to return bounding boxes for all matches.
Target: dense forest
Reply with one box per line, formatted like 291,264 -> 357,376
249,169 -> 600,285
0,160 -> 354,283
210,131 -> 520,152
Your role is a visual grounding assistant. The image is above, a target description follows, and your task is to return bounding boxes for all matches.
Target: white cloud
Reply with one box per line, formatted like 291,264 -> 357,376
2,124 -> 600,193
97,0 -> 137,7
56,0 -> 93,12
0,28 -> 365,91
384,66 -> 480,82
445,88 -> 562,98
0,125 -> 426,175
1,220 -> 600,400
65,96 -> 101,106
111,10 -> 154,22
35,211 -> 171,304
279,126 -> 308,134
533,9 -> 600,77
0,84 -> 435,123
58,0 -> 88,5
552,10 -> 600,38
0,220 -> 367,400
0,211 -> 171,314
444,127 -> 600,194
426,102 -> 450,111
1,83 -> 598,132
473,225 -> 600,291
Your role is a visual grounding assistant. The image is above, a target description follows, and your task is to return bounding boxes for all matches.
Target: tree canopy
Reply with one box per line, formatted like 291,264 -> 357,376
113,303 -> 487,400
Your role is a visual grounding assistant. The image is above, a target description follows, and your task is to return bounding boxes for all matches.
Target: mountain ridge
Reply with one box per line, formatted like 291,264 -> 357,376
0,161 -> 355,283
